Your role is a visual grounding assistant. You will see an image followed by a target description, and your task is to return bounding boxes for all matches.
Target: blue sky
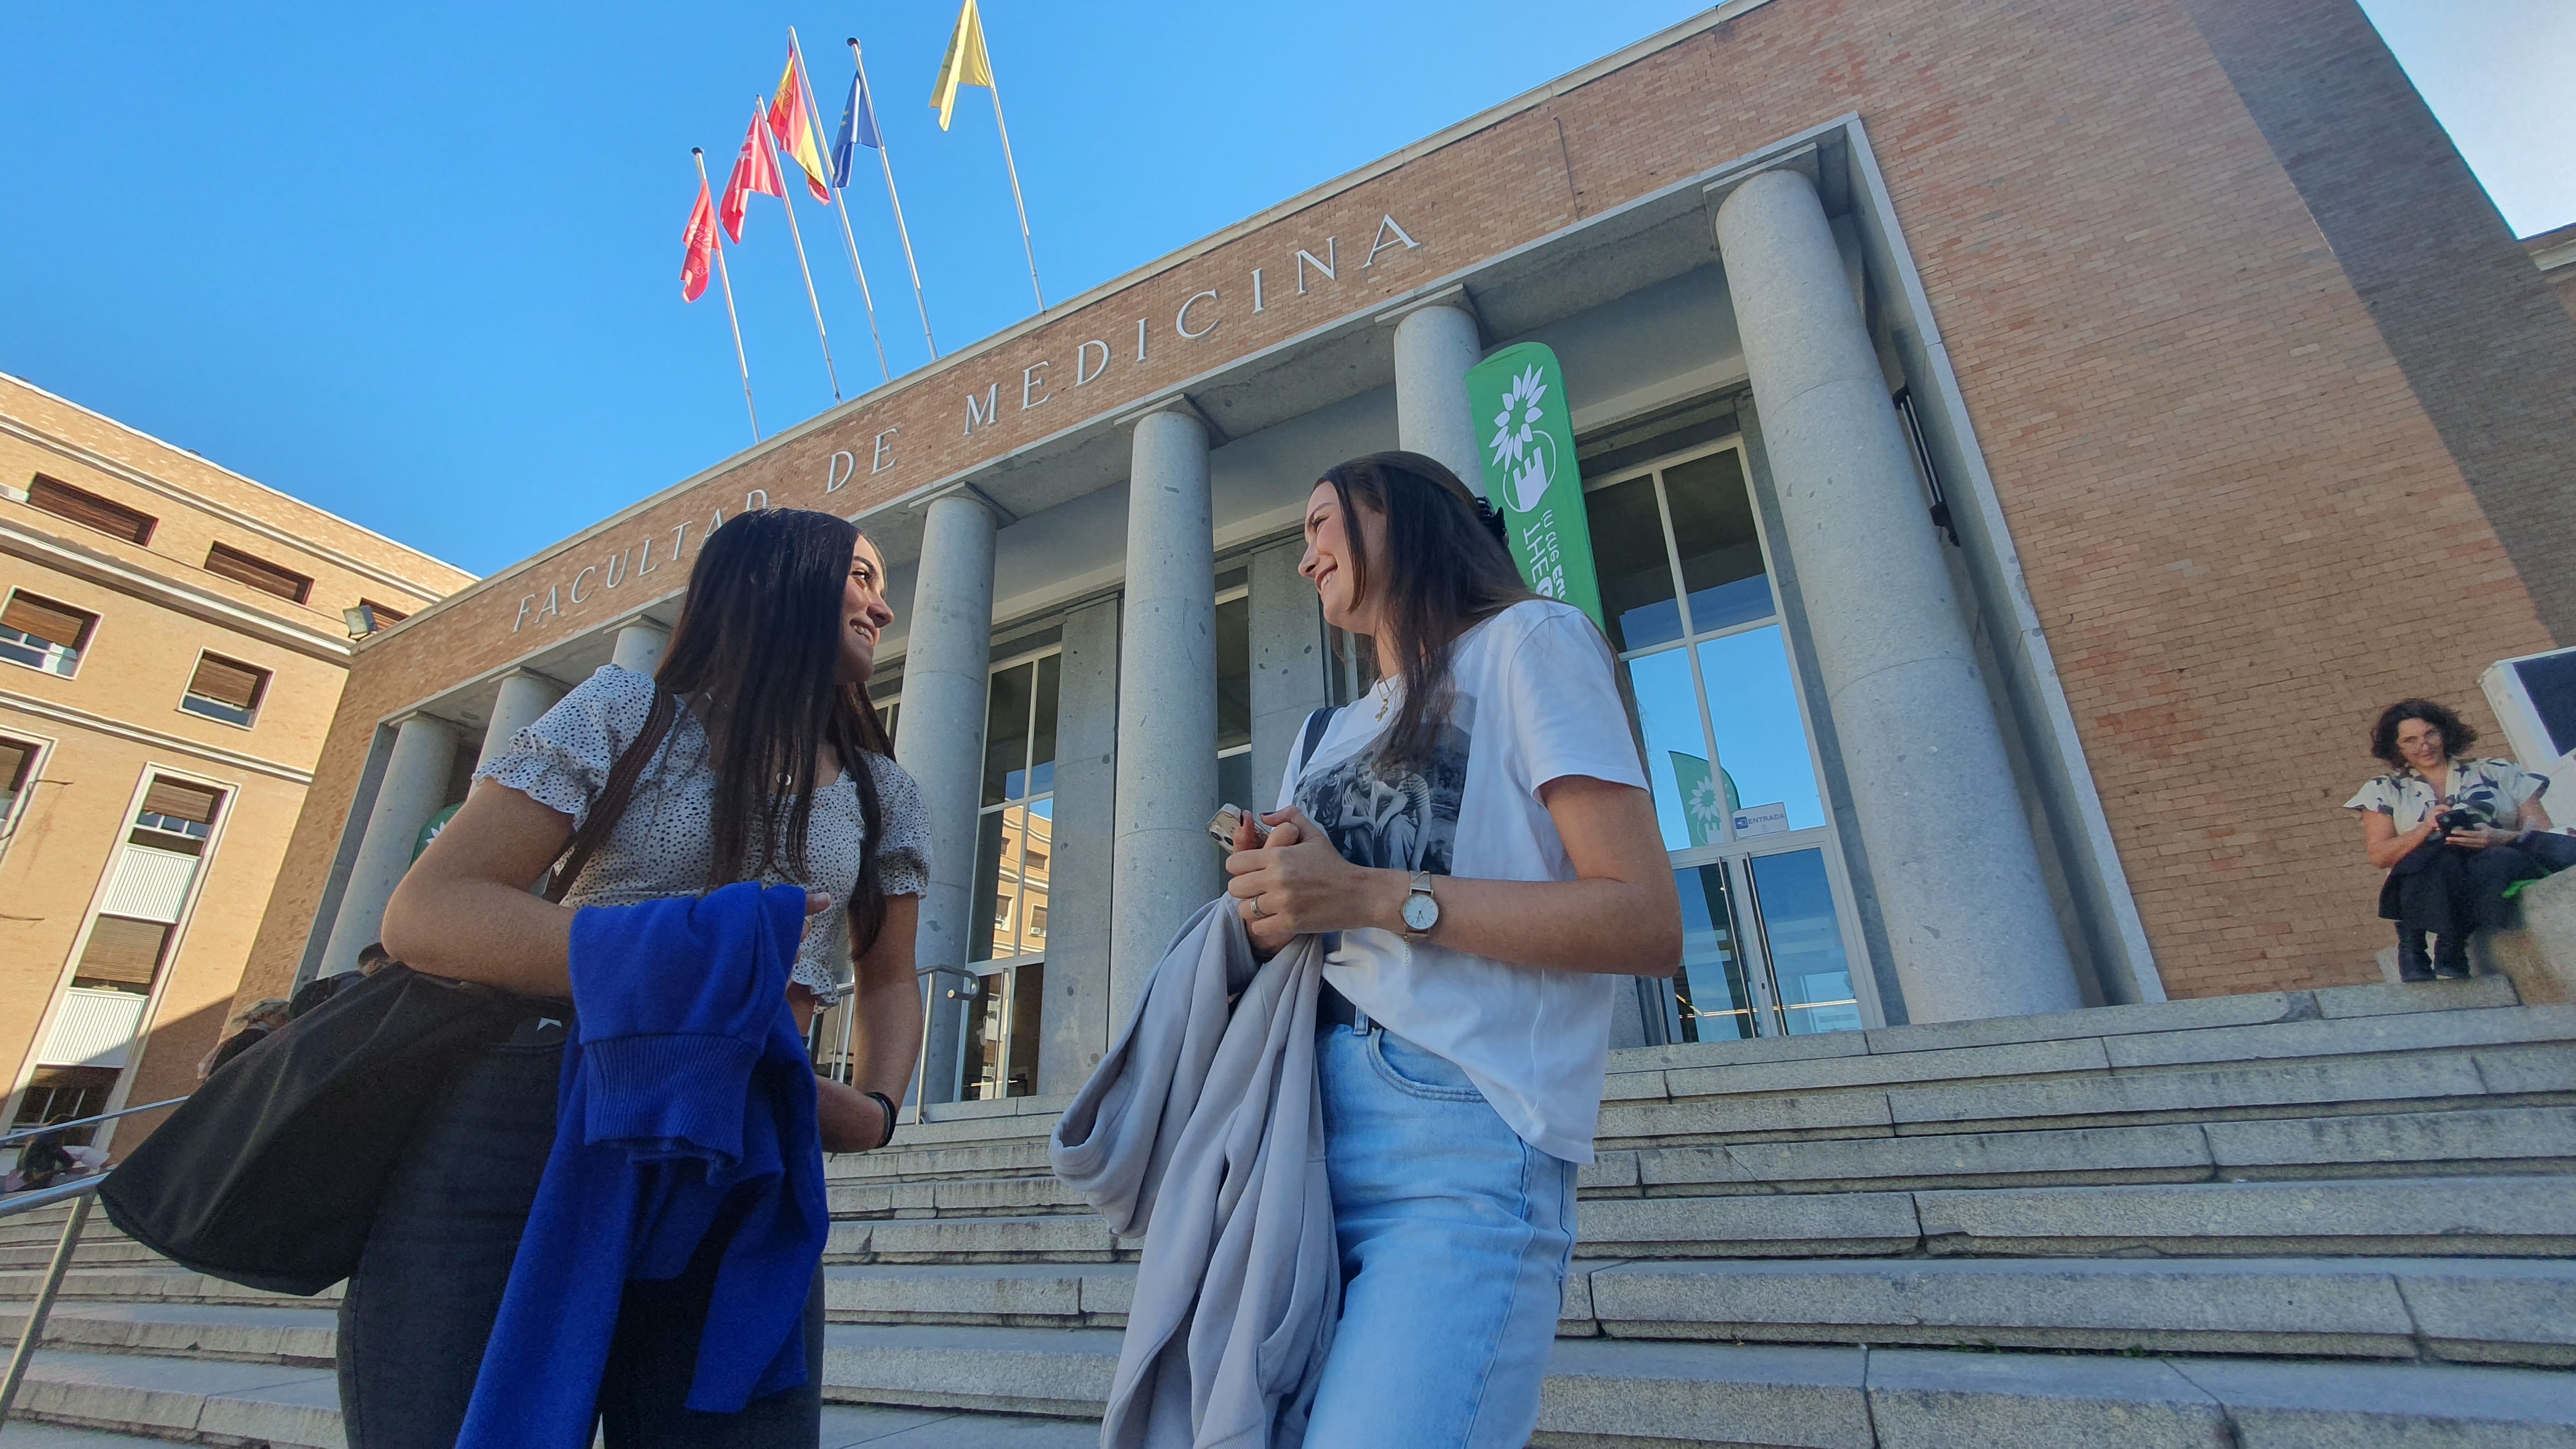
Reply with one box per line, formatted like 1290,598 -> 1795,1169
3,1 -> 2566,579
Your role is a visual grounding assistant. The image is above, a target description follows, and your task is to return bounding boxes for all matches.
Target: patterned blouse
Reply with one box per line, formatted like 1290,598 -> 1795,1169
475,665 -> 931,1003
2342,756 -> 2550,833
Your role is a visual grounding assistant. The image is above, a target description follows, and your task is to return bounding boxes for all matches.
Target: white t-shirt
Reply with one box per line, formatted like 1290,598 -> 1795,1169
1272,599 -> 1649,1164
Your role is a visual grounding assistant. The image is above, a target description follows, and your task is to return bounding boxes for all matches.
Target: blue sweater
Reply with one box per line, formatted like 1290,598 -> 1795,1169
458,882 -> 828,1449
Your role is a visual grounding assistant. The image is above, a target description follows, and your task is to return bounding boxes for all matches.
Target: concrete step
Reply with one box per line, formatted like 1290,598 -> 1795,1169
1910,1173 -> 2576,1258
0,1346 -> 1104,1448
32,1248 -> 2567,1368
828,1214 -> 1131,1265
820,1322 -> 2576,1446
1602,1002 -> 2576,1124
1575,1255 -> 2576,1364
1593,1104 -> 2576,1196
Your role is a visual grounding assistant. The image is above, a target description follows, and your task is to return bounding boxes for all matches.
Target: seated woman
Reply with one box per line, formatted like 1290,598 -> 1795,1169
2347,699 -> 2554,980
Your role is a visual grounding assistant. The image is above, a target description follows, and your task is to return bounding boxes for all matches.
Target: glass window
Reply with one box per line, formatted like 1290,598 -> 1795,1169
1672,864 -> 1758,1042
1748,849 -> 1862,1035
1662,451 -> 1774,634
1216,583 -> 1253,808
1626,647 -> 1710,851
1583,475 -> 1682,652
1697,627 -> 1825,833
965,646 -> 1059,1095
1590,442 -> 1869,1038
961,960 -> 1044,1100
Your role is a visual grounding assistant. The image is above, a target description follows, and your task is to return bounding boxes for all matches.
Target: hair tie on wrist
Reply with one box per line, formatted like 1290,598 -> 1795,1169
863,1091 -> 898,1151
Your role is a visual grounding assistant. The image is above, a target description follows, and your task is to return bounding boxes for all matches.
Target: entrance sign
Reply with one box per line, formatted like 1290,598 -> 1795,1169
1466,342 -> 1604,630
1731,802 -> 1789,838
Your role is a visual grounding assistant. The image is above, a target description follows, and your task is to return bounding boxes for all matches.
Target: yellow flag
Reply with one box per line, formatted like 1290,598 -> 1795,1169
930,0 -> 995,132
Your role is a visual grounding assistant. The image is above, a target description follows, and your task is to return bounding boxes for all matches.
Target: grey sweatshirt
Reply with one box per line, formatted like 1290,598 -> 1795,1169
1047,899 -> 1338,1449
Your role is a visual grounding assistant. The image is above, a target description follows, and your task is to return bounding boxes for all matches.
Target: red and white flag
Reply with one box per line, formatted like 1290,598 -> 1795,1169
719,112 -> 784,244
680,178 -> 721,302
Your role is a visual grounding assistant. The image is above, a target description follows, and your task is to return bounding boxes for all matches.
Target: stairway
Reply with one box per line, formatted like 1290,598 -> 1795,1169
1,976 -> 2572,1446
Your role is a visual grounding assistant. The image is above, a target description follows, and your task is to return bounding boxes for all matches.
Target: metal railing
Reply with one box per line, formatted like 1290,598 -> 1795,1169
0,1095 -> 188,1424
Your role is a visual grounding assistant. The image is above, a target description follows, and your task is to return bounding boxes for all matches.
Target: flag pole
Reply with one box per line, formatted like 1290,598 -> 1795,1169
693,148 -> 760,443
850,37 -> 937,358
792,26 -> 889,384
755,98 -> 843,402
984,78 -> 1044,311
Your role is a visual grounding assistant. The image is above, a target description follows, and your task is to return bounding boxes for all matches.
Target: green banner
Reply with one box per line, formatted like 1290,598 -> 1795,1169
1466,342 -> 1604,630
1669,752 -> 1741,848
413,802 -> 460,861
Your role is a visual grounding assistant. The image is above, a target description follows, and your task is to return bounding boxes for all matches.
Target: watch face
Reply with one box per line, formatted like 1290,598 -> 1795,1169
1402,891 -> 1439,931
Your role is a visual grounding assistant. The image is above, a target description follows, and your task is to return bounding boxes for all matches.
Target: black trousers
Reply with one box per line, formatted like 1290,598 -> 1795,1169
2382,845 -> 2542,940
338,1022 -> 824,1449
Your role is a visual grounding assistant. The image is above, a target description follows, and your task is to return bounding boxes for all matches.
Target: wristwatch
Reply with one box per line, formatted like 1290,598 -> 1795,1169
1400,869 -> 1441,939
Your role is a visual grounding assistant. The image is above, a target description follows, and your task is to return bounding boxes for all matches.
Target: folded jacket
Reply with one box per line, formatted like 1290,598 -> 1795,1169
457,881 -> 828,1449
1050,898 -> 1338,1449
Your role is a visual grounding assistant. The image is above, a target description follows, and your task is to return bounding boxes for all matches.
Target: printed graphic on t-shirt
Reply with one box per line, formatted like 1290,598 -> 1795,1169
1295,700 -> 1475,874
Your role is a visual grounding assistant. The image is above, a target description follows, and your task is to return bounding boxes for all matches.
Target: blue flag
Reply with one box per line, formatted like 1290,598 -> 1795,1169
833,67 -> 880,188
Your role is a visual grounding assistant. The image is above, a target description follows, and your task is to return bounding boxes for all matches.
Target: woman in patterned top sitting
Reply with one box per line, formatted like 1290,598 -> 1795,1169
2346,699 -> 2554,981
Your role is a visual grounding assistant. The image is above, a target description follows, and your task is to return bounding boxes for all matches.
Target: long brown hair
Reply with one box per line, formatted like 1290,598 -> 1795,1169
1319,450 -> 1534,771
654,509 -> 898,953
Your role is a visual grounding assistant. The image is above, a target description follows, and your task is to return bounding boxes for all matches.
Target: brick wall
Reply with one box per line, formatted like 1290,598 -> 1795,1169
236,0 -> 2568,1009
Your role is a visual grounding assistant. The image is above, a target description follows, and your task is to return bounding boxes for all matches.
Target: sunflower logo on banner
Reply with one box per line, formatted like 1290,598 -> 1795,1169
1466,342 -> 1604,629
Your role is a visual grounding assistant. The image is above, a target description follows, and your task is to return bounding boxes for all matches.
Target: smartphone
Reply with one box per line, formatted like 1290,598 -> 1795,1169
1209,804 -> 1272,848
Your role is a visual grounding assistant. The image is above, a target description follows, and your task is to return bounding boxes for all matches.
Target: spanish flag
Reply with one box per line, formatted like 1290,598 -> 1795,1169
930,0 -> 994,132
769,50 -> 833,202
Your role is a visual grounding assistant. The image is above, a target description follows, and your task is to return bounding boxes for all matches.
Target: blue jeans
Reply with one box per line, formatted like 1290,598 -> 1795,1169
338,1021 -> 822,1449
1304,1023 -> 1578,1449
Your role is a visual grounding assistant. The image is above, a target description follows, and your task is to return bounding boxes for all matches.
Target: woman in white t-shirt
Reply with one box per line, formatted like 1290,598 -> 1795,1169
1224,451 -> 1682,1449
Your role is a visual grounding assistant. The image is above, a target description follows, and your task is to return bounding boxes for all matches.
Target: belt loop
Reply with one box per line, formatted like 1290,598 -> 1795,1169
1352,1003 -> 1372,1035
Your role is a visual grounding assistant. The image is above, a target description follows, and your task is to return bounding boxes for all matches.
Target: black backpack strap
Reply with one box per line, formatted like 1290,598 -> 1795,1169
1296,705 -> 1339,776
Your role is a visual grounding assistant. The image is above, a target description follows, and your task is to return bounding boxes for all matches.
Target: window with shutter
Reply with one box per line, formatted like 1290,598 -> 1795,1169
181,653 -> 268,726
358,599 -> 409,624
0,737 -> 32,825
74,915 -> 170,988
136,778 -> 222,840
205,543 -> 313,604
26,476 -> 155,545
0,591 -> 96,676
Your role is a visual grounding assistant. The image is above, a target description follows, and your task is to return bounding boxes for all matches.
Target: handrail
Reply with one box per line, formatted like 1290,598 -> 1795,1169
0,1096 -> 188,1150
0,1097 -> 190,1425
0,1175 -> 107,1218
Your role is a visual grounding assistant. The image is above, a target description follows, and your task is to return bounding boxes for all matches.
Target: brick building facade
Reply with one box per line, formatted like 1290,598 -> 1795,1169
240,0 -> 2571,1102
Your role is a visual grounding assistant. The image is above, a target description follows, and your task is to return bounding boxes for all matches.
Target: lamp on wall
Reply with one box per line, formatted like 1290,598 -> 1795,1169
341,604 -> 381,639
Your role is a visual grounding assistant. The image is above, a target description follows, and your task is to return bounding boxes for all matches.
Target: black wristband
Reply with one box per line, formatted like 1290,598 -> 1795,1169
863,1091 -> 898,1151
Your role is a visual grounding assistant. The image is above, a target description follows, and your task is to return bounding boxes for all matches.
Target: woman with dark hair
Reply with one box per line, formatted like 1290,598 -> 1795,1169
2347,698 -> 2554,981
367,509 -> 930,1448
1223,451 -> 1682,1448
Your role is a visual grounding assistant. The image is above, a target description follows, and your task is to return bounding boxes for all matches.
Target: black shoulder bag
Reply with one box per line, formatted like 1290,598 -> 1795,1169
101,689 -> 678,1295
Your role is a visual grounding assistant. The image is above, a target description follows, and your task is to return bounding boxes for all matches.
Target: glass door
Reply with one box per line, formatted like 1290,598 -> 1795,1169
960,641 -> 1059,1099
1584,443 -> 1873,1041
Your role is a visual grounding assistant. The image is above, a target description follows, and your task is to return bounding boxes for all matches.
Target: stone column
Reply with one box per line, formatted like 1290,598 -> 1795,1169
894,493 -> 998,1102
611,620 -> 669,676
1247,540 -> 1328,811
1715,166 -> 2080,1022
1393,299 -> 1485,485
318,712 -> 460,977
1109,405 -> 1221,1021
1035,596 -> 1119,1096
476,670 -> 565,771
